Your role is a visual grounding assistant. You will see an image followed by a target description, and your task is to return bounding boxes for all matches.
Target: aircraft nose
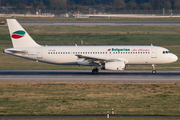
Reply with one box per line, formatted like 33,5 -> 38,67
172,54 -> 178,62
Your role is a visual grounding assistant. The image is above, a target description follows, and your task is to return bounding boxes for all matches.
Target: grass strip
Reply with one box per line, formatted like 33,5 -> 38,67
0,118 -> 180,120
1,25 -> 180,35
0,81 -> 180,116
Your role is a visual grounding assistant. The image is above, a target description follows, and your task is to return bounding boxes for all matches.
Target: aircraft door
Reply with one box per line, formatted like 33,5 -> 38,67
151,48 -> 157,58
37,48 -> 43,60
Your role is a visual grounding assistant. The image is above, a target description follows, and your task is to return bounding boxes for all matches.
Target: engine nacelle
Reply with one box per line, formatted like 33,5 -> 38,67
101,61 -> 125,71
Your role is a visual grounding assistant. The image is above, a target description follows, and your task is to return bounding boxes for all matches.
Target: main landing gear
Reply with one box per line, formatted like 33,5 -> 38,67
92,64 -> 100,74
152,64 -> 156,74
92,68 -> 99,74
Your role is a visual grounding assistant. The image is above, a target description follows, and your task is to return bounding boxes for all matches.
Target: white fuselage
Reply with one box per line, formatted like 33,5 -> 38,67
4,45 -> 178,66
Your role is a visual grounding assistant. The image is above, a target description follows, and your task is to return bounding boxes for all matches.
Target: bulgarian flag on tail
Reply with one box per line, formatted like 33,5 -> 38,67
11,30 -> 25,39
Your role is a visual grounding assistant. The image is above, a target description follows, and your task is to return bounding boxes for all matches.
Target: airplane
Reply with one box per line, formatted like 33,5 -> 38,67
3,19 -> 178,74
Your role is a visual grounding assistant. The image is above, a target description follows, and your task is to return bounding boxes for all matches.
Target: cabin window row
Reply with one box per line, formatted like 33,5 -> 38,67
48,52 -> 70,54
112,52 -> 150,54
48,51 -> 150,54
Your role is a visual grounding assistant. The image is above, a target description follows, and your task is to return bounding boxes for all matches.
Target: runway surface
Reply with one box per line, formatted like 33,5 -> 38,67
0,70 -> 180,81
20,22 -> 180,25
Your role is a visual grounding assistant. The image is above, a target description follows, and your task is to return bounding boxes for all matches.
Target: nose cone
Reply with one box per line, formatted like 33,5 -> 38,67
172,54 -> 178,62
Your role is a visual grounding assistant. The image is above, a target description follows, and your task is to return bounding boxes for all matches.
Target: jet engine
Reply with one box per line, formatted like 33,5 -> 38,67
101,61 -> 125,70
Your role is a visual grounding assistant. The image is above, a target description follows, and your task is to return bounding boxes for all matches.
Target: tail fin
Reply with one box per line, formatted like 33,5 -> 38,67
7,19 -> 40,48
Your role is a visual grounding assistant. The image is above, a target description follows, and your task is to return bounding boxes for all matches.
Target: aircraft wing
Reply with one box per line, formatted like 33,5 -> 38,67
76,54 -> 127,63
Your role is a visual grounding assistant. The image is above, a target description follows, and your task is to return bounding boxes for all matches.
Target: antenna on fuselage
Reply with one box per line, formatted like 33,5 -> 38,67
75,44 -> 77,46
151,44 -> 153,46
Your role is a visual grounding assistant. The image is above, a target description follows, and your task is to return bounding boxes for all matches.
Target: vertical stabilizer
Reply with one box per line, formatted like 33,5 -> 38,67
7,19 -> 40,48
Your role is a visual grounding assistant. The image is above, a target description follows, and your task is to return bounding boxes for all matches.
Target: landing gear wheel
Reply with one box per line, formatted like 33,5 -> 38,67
96,68 -> 99,73
92,68 -> 98,74
152,70 -> 156,74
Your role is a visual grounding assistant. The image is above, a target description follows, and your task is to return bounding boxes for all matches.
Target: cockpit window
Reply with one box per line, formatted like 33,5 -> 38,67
163,51 -> 171,54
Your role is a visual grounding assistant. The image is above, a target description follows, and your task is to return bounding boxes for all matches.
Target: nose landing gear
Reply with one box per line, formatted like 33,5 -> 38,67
152,64 -> 156,74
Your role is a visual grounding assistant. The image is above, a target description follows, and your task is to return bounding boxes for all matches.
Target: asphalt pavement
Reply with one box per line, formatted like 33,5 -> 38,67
0,70 -> 180,81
